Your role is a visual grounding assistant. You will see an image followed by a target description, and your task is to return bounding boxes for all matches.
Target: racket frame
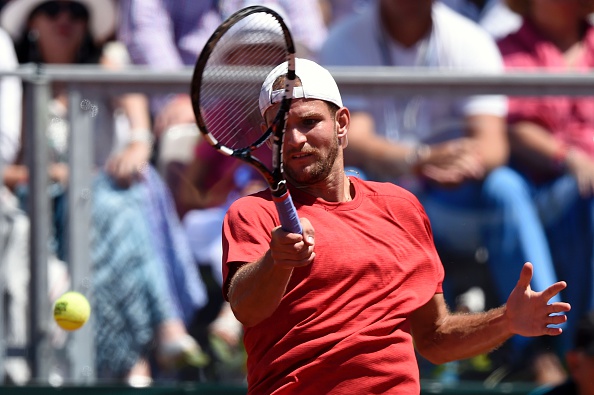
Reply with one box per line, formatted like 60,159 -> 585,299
190,6 -> 302,234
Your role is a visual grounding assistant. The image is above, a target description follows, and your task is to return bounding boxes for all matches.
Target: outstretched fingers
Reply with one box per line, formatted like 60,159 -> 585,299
547,312 -> 568,326
542,281 -> 568,302
544,326 -> 564,336
516,262 -> 534,290
507,262 -> 572,337
546,301 -> 571,316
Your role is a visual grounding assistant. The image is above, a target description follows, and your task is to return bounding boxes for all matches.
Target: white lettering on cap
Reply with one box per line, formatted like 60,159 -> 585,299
270,86 -> 306,104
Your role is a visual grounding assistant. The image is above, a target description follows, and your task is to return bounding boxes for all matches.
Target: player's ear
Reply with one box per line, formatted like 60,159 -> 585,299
336,107 -> 350,149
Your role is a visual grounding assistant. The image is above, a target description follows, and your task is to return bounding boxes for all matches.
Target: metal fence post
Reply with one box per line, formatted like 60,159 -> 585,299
25,70 -> 52,382
0,116 -> 4,383
66,86 -> 95,383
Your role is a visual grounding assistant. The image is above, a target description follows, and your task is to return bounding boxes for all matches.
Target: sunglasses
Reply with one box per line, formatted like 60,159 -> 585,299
33,1 -> 89,20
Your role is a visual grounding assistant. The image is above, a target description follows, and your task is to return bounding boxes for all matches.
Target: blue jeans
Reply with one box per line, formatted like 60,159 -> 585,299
420,167 -> 562,357
422,167 -> 559,301
532,174 -> 594,352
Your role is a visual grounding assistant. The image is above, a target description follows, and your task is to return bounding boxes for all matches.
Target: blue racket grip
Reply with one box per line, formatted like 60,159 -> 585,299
272,191 -> 302,234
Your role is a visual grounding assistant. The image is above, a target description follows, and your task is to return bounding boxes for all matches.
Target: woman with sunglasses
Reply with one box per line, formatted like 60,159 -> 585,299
0,0 -> 209,385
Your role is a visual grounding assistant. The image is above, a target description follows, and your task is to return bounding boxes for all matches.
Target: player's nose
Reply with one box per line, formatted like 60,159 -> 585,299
284,124 -> 307,147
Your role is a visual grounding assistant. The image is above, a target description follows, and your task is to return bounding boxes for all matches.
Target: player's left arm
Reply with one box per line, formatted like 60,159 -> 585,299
410,262 -> 570,365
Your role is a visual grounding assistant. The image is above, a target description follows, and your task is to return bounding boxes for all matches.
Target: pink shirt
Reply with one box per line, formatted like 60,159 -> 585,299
498,19 -> 594,157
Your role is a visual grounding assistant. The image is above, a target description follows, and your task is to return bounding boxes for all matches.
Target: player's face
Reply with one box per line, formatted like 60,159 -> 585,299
280,99 -> 342,186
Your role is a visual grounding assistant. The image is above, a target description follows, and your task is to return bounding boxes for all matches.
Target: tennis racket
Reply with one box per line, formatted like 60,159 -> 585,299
190,6 -> 301,234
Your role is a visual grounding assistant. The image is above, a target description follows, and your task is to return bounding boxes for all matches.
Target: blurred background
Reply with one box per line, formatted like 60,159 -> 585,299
2,0 -> 594,394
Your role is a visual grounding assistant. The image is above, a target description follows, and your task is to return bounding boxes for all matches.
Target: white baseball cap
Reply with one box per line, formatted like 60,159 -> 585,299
259,58 -> 343,117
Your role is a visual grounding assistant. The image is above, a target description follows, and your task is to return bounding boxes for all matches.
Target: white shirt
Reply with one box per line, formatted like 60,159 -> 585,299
0,27 -> 22,166
439,0 -> 521,40
320,1 -> 507,145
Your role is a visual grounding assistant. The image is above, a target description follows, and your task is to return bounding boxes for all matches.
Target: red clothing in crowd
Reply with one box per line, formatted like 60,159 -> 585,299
498,19 -> 594,159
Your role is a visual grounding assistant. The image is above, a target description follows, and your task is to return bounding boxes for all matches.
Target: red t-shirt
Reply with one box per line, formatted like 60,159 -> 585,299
222,177 -> 444,395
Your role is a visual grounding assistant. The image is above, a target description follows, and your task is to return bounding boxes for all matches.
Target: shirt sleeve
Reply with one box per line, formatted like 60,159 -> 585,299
118,0 -> 185,69
452,27 -> 508,118
222,195 -> 277,299
431,3 -> 507,118
420,204 -> 445,294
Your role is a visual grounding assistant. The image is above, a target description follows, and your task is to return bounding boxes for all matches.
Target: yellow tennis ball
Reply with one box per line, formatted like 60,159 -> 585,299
53,291 -> 91,331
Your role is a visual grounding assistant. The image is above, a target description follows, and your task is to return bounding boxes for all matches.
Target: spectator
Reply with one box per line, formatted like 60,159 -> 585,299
117,0 -> 222,137
180,141 -> 265,382
319,0 -> 563,383
0,24 -> 20,169
176,19 -> 288,381
530,310 -> 594,395
118,0 -> 328,379
0,0 -> 208,383
498,0 -> 594,366
118,0 -> 328,137
0,23 -> 26,384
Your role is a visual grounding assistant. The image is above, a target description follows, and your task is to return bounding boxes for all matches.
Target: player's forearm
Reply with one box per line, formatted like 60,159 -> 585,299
228,250 -> 294,327
417,306 -> 513,365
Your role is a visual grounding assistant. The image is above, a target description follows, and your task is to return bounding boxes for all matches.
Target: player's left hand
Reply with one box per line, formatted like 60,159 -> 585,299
505,262 -> 571,337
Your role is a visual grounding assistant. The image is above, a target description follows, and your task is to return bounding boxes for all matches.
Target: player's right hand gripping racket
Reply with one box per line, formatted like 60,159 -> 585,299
190,6 -> 302,234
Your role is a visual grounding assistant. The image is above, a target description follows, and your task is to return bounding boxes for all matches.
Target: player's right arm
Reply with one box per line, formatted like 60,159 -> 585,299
227,218 -> 315,327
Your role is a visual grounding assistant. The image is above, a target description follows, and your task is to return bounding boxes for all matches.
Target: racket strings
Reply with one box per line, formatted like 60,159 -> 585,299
200,11 -> 287,151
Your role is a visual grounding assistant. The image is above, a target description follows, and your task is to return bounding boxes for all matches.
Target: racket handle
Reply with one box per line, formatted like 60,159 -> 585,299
272,191 -> 302,234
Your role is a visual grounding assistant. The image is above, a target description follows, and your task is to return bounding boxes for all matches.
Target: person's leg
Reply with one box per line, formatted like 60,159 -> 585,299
422,167 -> 558,306
91,173 -> 171,379
480,167 -> 559,303
424,167 -> 561,375
536,175 -> 594,355
140,167 -> 209,326
420,182 -> 487,310
91,172 -> 207,381
480,167 -> 566,380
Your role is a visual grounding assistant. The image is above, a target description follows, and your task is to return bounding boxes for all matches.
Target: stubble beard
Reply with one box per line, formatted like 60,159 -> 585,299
284,130 -> 340,187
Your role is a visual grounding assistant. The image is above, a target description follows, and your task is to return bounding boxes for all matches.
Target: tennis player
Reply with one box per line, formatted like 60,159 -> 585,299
222,58 -> 571,395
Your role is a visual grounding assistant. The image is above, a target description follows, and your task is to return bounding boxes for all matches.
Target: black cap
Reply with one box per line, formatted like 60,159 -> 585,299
575,311 -> 594,355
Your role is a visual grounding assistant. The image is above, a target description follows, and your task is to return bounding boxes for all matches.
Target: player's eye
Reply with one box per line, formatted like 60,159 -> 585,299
302,118 -> 320,128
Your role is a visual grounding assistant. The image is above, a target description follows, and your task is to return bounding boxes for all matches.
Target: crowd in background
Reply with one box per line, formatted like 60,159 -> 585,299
1,0 -> 594,392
